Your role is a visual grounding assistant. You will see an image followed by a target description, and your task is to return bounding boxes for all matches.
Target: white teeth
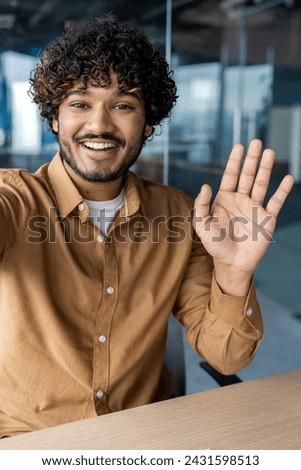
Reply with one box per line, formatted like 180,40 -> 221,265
84,141 -> 115,150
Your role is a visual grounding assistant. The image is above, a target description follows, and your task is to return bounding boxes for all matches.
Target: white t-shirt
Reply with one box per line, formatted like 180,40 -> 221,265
85,188 -> 125,236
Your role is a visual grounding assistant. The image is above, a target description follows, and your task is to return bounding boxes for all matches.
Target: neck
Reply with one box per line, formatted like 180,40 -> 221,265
63,161 -> 123,201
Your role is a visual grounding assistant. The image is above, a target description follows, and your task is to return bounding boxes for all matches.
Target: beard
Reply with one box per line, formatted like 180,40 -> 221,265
57,132 -> 146,183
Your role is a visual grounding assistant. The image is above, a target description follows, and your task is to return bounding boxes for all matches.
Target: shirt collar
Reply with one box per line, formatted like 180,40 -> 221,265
48,153 -> 87,220
48,152 -> 145,220
121,171 -> 145,218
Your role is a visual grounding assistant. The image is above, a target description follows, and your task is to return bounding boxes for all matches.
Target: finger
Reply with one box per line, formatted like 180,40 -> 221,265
194,184 -> 212,220
265,174 -> 295,217
237,139 -> 262,195
251,147 -> 275,205
219,144 -> 244,192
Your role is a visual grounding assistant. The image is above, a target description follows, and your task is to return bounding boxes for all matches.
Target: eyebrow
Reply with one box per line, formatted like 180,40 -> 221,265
65,89 -> 87,98
65,88 -> 142,102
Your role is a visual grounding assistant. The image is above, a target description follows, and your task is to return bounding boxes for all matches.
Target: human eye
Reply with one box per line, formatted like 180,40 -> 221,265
70,101 -> 89,109
113,102 -> 134,110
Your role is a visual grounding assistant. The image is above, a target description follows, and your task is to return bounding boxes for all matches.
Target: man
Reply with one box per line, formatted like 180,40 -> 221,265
0,16 -> 294,437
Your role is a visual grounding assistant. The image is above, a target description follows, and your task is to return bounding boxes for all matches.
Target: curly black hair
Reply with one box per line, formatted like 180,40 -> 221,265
28,15 -> 178,134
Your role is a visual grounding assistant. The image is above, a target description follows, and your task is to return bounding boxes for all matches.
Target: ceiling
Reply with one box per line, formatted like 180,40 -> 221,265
0,0 -> 300,66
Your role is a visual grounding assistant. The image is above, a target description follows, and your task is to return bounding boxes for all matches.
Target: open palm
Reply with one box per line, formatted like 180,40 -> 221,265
194,140 -> 294,275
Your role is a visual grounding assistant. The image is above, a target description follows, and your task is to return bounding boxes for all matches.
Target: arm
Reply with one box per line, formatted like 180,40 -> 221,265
0,170 -> 29,254
175,140 -> 293,375
174,237 -> 263,375
193,139 -> 294,297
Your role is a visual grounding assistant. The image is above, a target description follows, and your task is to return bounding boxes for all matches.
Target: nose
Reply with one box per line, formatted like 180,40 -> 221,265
85,105 -> 116,135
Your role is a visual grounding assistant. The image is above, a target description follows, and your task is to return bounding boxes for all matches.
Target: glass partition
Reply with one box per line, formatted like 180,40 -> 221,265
0,1 -> 300,183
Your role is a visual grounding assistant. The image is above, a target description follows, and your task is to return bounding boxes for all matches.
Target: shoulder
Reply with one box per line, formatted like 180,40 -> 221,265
0,164 -> 52,209
0,162 -> 50,187
0,167 -> 32,191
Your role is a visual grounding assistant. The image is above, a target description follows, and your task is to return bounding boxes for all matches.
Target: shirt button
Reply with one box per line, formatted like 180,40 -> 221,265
97,234 -> 105,243
246,307 -> 253,317
78,203 -> 85,212
98,335 -> 106,343
106,286 -> 114,295
96,390 -> 104,399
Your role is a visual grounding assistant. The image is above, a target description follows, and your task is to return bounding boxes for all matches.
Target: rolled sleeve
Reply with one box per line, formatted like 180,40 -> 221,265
192,273 -> 264,375
210,273 -> 263,334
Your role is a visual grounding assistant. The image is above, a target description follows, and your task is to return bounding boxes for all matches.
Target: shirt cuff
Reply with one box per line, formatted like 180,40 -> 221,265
210,273 -> 263,333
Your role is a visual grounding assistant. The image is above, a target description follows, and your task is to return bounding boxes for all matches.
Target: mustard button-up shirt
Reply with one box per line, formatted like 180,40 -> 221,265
0,153 -> 263,436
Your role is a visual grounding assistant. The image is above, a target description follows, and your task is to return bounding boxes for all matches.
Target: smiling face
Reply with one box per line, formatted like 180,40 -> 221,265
52,74 -> 153,183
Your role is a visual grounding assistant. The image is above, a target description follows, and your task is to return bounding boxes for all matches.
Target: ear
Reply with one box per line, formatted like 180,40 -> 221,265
52,117 -> 58,133
144,124 -> 153,138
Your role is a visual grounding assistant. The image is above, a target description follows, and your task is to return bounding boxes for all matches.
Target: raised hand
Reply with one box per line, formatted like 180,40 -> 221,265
193,139 -> 294,296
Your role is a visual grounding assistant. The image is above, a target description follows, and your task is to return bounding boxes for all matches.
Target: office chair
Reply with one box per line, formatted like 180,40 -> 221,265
199,360 -> 242,386
165,315 -> 241,396
165,314 -> 186,396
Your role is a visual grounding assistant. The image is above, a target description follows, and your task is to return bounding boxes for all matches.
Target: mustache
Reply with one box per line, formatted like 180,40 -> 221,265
74,133 -> 125,147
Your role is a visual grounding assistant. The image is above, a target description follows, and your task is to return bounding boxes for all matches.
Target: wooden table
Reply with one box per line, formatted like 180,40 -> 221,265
1,369 -> 300,450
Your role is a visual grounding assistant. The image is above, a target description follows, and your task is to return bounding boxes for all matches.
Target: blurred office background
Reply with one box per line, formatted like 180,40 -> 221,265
0,0 -> 300,391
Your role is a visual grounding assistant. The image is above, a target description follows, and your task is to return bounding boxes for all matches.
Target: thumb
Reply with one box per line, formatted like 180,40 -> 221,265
194,184 -> 212,220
